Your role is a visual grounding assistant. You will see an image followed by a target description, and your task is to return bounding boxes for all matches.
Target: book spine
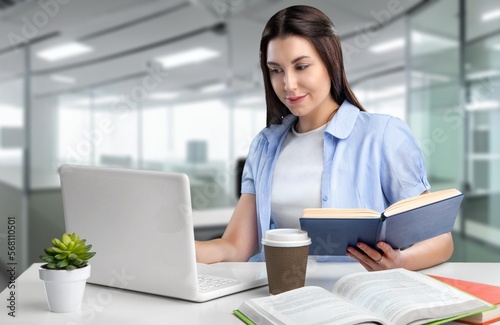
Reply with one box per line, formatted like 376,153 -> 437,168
375,218 -> 386,246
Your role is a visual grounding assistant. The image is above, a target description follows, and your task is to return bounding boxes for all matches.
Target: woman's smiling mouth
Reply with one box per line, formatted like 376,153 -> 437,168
285,94 -> 307,104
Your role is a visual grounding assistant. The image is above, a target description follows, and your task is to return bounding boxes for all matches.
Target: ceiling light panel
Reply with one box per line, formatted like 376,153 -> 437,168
155,47 -> 220,69
37,42 -> 94,62
369,38 -> 405,53
482,8 -> 500,22
50,74 -> 76,84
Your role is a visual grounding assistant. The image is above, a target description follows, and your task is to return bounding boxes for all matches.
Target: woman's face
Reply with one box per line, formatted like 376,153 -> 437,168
266,35 -> 336,127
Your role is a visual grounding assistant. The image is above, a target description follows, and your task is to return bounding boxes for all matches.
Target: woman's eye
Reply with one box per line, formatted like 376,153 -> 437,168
296,65 -> 308,70
269,68 -> 282,74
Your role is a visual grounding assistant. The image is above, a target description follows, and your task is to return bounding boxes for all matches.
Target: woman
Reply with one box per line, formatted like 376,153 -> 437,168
196,5 -> 453,271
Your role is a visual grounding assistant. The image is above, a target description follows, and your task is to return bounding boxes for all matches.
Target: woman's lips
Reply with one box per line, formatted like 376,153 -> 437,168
286,94 -> 307,104
285,94 -> 307,104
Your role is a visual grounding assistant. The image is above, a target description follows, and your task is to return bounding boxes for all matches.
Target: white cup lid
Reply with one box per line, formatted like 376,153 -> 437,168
261,229 -> 311,247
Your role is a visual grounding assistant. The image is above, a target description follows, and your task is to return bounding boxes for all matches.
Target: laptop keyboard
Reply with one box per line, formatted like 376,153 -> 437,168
197,274 -> 238,291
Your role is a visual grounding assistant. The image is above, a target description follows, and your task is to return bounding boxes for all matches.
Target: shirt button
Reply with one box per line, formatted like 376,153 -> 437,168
322,196 -> 328,201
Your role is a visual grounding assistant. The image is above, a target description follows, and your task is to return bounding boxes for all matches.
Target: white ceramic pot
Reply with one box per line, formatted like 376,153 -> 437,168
39,264 -> 91,313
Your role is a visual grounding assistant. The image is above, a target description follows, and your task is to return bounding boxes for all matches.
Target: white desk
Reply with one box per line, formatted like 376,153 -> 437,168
2,261 -> 500,324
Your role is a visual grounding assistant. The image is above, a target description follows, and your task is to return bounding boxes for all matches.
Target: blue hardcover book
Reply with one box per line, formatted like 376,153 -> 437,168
299,189 -> 464,256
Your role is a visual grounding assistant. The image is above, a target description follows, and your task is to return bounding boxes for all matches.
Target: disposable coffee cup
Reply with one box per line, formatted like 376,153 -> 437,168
262,229 -> 311,295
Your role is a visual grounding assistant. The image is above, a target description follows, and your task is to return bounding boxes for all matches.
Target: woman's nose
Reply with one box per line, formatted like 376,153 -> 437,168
283,72 -> 297,91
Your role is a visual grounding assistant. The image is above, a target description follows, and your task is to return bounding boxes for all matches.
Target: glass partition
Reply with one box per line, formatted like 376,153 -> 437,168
407,0 -> 466,260
352,71 -> 406,121
463,0 -> 500,248
407,0 -> 462,192
408,0 -> 500,260
0,48 -> 25,289
0,55 -> 24,189
57,92 -> 92,167
142,105 -> 169,168
233,95 -> 266,159
93,100 -> 139,169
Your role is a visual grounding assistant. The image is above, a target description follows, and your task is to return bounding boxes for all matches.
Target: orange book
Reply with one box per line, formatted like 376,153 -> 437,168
429,275 -> 500,325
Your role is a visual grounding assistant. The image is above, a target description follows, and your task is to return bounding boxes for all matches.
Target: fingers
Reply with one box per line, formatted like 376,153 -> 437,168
346,244 -> 382,271
376,242 -> 395,260
356,242 -> 384,262
347,241 -> 401,271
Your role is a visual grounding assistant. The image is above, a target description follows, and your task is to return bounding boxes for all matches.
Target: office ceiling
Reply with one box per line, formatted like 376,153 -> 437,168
0,0 -> 498,103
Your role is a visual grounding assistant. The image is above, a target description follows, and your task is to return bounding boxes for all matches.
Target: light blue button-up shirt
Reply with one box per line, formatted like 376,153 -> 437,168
241,100 -> 430,261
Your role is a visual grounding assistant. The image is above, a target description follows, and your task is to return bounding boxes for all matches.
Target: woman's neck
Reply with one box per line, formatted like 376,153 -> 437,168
295,103 -> 340,133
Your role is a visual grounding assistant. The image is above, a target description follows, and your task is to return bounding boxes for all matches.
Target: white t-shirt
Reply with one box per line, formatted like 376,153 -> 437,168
271,123 -> 326,228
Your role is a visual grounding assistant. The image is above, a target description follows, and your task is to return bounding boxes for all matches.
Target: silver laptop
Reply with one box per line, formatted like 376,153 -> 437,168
59,164 -> 267,302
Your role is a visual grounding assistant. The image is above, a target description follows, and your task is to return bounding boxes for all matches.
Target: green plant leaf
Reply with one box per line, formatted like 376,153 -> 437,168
68,253 -> 77,260
40,255 -> 56,263
47,263 -> 57,269
62,233 -> 72,246
55,253 -> 68,260
52,238 -> 68,250
51,247 -> 63,254
72,258 -> 83,266
44,247 -> 57,256
57,260 -> 69,268
69,233 -> 80,243
79,252 -> 96,260
66,265 -> 77,271
72,244 -> 90,254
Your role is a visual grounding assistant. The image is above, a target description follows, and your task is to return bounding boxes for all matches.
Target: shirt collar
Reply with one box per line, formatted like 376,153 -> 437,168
262,113 -> 297,144
325,100 -> 360,139
262,100 -> 361,142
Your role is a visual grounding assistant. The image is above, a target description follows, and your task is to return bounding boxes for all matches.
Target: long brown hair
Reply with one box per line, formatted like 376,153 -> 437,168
260,5 -> 365,126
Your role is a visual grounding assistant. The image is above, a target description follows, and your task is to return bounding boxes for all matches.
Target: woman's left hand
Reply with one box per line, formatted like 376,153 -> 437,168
346,241 -> 403,271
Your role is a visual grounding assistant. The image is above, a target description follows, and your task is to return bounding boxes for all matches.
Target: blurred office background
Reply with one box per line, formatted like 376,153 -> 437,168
0,0 -> 499,289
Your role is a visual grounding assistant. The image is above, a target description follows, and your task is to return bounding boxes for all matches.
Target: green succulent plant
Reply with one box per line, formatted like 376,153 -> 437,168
40,233 -> 96,270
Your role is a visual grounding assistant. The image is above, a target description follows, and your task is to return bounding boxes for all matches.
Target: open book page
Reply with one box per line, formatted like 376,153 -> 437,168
302,208 -> 380,219
238,286 -> 386,325
384,188 -> 461,217
333,269 -> 493,325
302,189 -> 462,219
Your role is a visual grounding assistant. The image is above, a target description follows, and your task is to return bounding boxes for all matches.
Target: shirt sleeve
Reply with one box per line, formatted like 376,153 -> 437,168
380,117 -> 430,204
240,133 -> 265,195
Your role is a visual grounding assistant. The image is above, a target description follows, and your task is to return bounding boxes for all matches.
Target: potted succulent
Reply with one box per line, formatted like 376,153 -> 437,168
39,232 -> 96,313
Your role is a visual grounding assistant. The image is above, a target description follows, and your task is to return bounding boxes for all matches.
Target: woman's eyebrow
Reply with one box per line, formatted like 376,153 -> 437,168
267,55 -> 311,66
291,55 -> 310,64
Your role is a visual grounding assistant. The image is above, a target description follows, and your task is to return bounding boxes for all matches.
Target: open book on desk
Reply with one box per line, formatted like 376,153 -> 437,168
300,188 -> 464,255
234,268 -> 494,325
